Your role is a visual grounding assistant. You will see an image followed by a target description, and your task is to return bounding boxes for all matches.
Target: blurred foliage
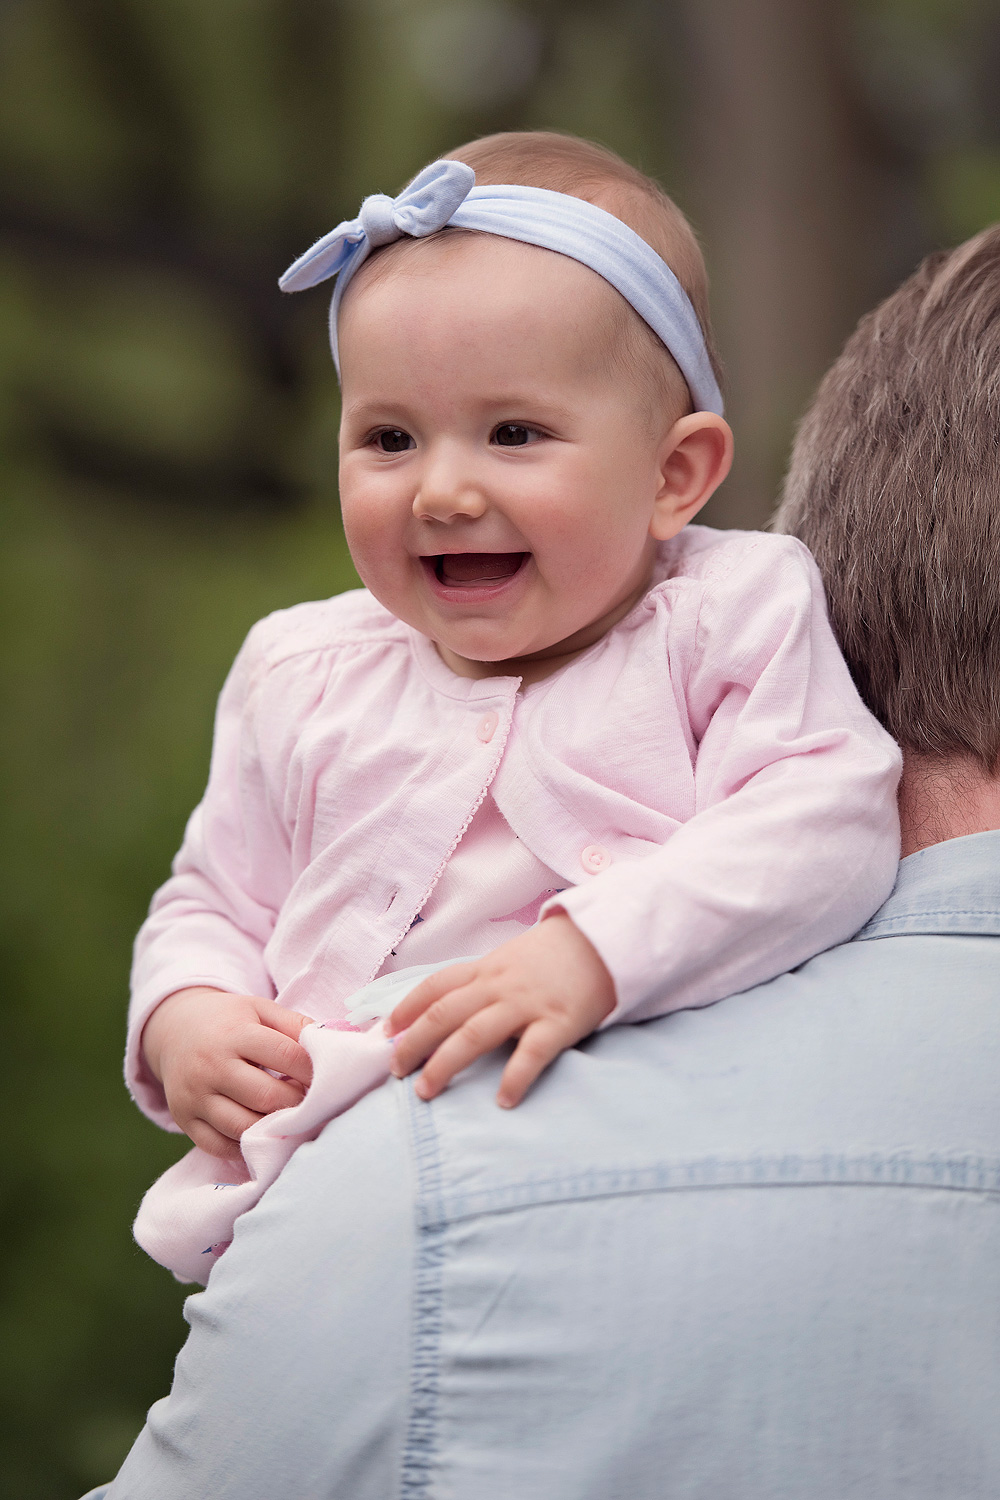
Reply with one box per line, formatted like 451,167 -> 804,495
853,0 -> 1000,244
0,474 -> 362,1497
3,0 -> 1000,1494
0,2 -> 680,1493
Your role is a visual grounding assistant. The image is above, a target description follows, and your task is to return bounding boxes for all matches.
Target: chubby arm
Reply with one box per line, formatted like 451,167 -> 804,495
555,534 -> 902,1023
128,621 -> 294,1128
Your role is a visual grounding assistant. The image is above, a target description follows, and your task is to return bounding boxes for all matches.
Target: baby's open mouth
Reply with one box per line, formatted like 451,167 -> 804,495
431,553 -> 528,587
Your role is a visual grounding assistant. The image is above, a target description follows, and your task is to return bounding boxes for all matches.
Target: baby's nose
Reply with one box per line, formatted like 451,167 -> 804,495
412,451 -> 488,522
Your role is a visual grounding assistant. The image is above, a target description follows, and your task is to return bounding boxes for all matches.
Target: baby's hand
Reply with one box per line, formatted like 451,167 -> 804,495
141,988 -> 313,1161
387,914 -> 615,1108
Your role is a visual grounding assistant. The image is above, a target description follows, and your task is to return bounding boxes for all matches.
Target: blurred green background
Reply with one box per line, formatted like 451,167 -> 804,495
3,0 -> 1000,1492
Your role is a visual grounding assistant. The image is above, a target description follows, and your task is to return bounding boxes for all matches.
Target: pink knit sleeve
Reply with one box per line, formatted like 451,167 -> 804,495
126,620 -> 293,1127
547,535 -> 902,1023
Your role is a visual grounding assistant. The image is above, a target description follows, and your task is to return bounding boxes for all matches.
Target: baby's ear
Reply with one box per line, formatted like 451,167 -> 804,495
650,414 -> 733,540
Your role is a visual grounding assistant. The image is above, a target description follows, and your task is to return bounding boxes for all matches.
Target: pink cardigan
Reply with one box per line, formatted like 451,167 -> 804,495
128,526 -> 901,1129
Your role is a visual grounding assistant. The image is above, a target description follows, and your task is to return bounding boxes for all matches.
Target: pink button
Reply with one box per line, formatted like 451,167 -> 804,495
476,711 -> 499,743
580,844 -> 610,874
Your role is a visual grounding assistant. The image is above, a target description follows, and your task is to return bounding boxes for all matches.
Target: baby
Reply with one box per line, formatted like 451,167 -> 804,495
128,132 -> 901,1280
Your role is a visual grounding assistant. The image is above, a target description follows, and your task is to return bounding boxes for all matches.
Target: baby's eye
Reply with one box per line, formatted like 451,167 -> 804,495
492,424 -> 537,448
375,429 -> 413,453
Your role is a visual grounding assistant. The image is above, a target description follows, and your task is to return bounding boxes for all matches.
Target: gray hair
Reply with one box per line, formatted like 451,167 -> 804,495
774,225 -> 1000,772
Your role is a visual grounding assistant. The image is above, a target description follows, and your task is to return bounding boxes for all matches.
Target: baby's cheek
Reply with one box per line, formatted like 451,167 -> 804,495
342,512 -> 399,583
339,500 -> 379,560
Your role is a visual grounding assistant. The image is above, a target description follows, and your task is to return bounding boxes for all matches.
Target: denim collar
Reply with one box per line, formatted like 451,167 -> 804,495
855,829 -> 1000,940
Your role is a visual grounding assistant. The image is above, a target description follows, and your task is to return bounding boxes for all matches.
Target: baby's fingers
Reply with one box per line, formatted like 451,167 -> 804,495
387,962 -> 478,1035
187,1120 -> 244,1162
243,1021 -> 313,1090
496,1019 -> 572,1109
390,982 -> 486,1079
251,1001 -> 314,1086
410,1000 -> 520,1102
223,1059 -> 306,1117
188,1096 -> 263,1162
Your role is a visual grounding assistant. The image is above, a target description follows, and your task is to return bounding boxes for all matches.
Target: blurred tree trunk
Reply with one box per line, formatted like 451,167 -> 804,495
676,0 -> 897,529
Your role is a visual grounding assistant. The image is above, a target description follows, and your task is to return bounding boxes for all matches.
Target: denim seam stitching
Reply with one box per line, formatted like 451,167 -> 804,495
400,1083 -> 447,1500
418,1151 -> 1000,1229
857,911 -> 1000,938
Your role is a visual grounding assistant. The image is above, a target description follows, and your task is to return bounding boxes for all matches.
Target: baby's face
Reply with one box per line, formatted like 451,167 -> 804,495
338,234 -> 680,680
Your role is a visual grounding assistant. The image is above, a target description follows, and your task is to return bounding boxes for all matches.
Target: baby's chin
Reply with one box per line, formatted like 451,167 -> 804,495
433,623 -> 601,681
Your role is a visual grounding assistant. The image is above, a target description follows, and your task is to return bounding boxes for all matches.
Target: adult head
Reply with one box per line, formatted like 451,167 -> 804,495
776,224 -> 1000,849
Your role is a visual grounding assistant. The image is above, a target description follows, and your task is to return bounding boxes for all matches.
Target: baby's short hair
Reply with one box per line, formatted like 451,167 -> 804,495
776,225 -> 1000,772
353,130 -> 721,420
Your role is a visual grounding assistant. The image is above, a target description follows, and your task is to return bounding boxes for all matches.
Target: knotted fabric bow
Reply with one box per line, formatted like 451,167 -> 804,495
279,157 -> 723,415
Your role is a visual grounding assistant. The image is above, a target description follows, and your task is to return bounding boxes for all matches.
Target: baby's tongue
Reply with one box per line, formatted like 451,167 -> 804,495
439,552 -> 524,586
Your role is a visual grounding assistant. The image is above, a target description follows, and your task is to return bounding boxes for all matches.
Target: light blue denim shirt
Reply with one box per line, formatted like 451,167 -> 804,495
97,831 -> 1000,1500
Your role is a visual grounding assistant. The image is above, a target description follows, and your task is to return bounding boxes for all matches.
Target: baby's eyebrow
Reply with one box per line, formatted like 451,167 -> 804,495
342,394 -> 578,427
475,396 -> 576,420
340,398 -> 409,424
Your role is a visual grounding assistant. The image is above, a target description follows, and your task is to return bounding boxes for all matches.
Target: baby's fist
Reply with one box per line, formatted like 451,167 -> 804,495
141,988 -> 313,1160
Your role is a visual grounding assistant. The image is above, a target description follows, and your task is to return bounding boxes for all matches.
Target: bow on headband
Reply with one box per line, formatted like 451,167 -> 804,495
279,159 -> 475,293
278,157 -> 724,415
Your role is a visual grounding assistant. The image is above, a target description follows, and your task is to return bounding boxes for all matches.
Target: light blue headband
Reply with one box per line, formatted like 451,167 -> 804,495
279,159 -> 723,415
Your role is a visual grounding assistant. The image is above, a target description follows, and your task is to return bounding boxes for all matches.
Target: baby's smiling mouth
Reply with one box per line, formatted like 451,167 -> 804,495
431,553 -> 528,587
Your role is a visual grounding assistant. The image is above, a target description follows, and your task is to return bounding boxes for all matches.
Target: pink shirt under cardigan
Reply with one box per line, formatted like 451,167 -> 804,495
379,793 -> 566,971
127,526 -> 902,1130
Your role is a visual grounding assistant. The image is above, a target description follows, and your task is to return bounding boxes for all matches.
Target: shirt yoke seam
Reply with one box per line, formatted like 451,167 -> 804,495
868,908 -> 999,920
858,911 -> 1000,938
252,629 -> 412,681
